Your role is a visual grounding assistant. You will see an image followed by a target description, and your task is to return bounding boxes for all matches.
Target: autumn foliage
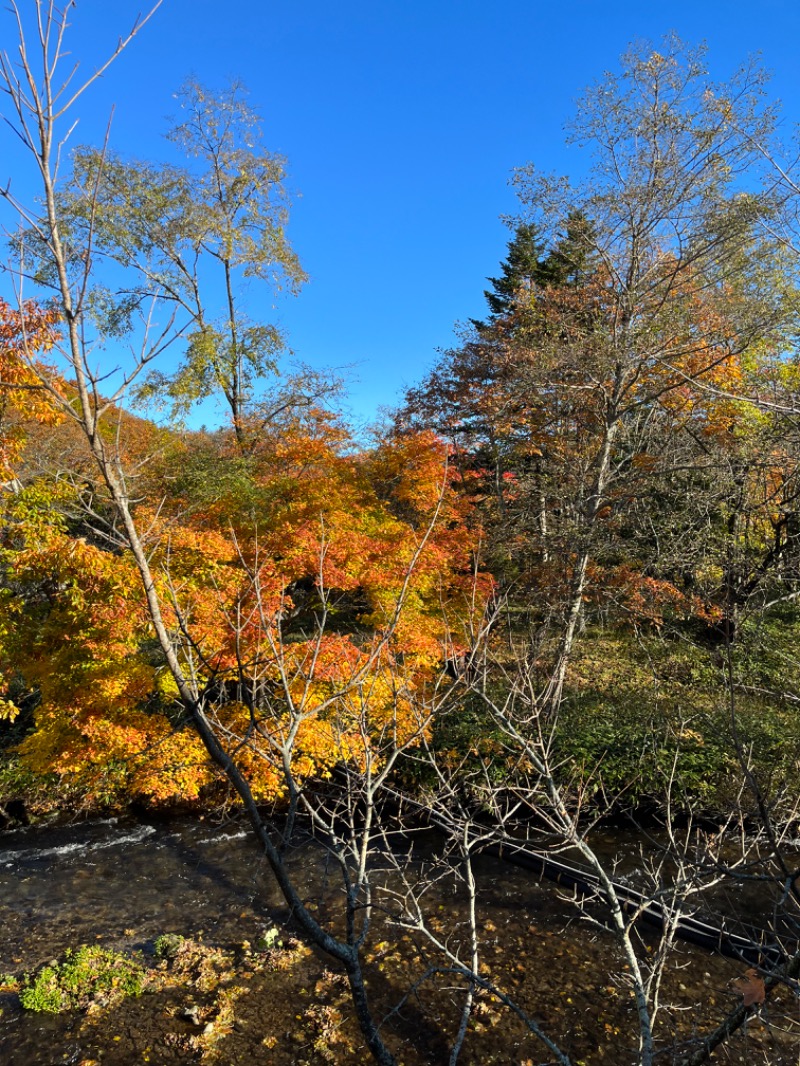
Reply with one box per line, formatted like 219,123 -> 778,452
0,298 -> 61,479
0,351 -> 488,805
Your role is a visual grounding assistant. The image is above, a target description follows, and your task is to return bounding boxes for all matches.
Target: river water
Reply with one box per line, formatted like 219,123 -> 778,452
0,815 -> 797,1065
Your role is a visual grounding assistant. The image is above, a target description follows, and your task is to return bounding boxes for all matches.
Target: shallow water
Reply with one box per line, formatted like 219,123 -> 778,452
0,815 -> 797,1065
0,816 -> 289,972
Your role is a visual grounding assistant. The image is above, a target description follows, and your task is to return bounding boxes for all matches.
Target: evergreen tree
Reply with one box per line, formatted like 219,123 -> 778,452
472,222 -> 547,331
538,210 -> 595,287
473,214 -> 595,334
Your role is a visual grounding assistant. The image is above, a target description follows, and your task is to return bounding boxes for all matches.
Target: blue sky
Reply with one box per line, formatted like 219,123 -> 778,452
4,1 -> 800,427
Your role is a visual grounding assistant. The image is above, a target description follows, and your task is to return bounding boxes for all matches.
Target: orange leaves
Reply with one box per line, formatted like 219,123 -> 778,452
175,424 -> 487,797
127,724 -> 214,802
205,637 -> 433,799
0,297 -> 62,478
365,429 -> 451,523
3,414 -> 487,808
589,564 -> 722,629
0,298 -> 60,373
732,968 -> 766,1007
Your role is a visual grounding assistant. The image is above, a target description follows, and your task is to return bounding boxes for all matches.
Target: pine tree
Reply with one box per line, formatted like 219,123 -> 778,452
538,210 -> 595,287
473,214 -> 595,334
472,223 -> 547,331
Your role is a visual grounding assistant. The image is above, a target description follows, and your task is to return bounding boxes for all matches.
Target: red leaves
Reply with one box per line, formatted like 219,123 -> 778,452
732,968 -> 766,1007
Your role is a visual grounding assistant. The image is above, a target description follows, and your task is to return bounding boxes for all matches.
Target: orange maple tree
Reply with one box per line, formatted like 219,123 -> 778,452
1,402 -> 489,807
0,297 -> 61,480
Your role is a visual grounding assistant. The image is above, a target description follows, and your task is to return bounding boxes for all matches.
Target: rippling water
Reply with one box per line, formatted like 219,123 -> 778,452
0,815 -> 300,981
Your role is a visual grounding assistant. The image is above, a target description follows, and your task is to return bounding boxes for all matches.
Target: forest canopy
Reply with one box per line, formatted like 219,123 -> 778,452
2,29 -> 799,842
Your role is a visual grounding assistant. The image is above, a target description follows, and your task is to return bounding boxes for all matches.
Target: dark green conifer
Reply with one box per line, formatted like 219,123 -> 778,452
473,213 -> 596,334
472,222 -> 547,332
538,210 -> 595,287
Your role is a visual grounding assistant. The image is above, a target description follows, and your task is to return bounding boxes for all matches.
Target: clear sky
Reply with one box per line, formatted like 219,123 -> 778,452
4,1 -> 800,427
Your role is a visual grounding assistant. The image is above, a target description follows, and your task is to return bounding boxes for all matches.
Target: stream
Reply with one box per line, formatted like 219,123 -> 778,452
0,815 -> 797,1065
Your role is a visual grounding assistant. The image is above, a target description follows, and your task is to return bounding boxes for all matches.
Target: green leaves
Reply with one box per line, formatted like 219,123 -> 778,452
22,80 -> 306,445
135,320 -> 282,419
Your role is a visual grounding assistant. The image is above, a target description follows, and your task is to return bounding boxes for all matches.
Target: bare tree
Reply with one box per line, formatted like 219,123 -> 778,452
4,11 -> 799,1064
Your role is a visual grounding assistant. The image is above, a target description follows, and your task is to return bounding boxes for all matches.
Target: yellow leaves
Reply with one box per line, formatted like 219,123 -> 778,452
0,696 -> 20,722
0,297 -> 63,479
4,520 -> 171,799
677,728 -> 705,746
3,408 -> 486,807
129,726 -> 213,802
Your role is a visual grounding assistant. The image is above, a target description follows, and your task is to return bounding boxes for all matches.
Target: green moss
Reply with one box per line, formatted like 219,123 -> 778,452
20,945 -> 147,1013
